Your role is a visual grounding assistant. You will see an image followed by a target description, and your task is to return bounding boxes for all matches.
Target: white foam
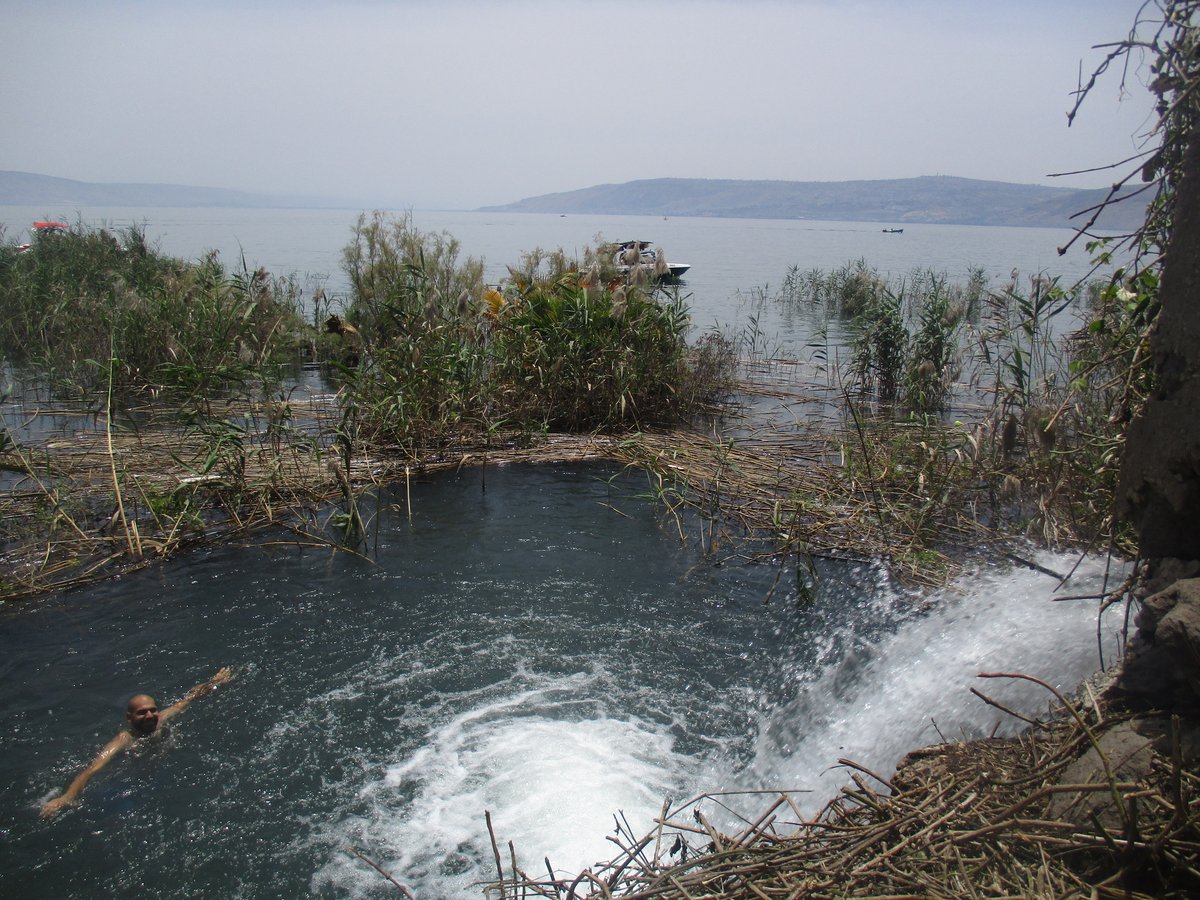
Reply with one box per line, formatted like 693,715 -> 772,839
739,550 -> 1125,810
313,674 -> 692,897
311,550 -> 1126,895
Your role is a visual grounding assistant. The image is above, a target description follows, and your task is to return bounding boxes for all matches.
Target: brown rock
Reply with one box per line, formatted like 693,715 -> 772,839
1110,578 -> 1200,714
1047,721 -> 1155,832
1139,558 -> 1200,598
1117,127 -> 1200,559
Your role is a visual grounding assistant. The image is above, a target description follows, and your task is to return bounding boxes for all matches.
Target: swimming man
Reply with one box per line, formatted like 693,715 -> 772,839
40,666 -> 234,818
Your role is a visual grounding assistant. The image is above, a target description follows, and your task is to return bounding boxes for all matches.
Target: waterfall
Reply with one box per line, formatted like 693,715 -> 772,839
311,548 -> 1124,897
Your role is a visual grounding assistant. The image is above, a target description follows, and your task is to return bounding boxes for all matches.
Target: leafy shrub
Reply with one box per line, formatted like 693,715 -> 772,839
487,272 -> 694,431
337,216 -> 725,443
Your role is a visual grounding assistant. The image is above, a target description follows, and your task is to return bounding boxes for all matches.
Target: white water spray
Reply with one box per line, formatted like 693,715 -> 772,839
737,550 -> 1124,810
313,550 -> 1123,896
313,673 -> 696,897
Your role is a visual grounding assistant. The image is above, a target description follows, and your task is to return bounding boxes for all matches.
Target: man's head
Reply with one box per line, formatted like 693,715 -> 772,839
125,694 -> 160,736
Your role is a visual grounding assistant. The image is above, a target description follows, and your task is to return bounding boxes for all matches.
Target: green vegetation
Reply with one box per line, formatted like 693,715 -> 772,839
337,212 -> 734,448
0,214 -> 736,598
792,258 -> 1140,554
602,256 -> 1147,587
0,209 -> 1148,593
0,223 -> 309,398
778,259 -> 986,411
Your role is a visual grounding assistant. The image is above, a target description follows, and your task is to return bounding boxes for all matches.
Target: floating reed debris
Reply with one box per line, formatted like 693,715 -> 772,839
0,357 -> 1118,600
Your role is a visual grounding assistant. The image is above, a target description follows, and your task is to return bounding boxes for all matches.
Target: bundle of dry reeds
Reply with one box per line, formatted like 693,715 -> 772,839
0,390 -> 629,600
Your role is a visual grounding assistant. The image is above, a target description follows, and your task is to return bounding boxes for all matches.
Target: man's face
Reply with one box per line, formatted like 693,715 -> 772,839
126,696 -> 159,736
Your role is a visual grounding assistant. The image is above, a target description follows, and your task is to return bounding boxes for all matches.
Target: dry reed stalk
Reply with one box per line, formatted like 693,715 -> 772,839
0,390 -> 980,598
484,691 -> 1198,899
0,368 -> 1111,602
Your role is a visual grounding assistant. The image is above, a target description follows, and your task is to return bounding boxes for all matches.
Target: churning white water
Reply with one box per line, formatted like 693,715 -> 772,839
312,672 -> 694,895
741,551 -> 1124,807
308,548 -> 1123,897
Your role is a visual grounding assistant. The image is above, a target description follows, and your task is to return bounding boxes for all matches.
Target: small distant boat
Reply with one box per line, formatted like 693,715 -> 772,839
882,228 -> 904,234
611,240 -> 690,280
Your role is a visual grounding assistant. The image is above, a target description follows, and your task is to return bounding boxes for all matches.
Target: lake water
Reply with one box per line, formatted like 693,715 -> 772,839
0,206 -> 1125,897
1,205 -> 1109,360
1,466 -> 1123,898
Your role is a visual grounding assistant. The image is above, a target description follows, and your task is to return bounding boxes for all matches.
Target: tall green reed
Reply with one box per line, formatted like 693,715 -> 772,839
0,224 -> 308,399
335,216 -> 733,444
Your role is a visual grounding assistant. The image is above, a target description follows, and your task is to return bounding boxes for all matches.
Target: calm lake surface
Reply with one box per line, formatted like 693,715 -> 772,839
1,205 -> 1108,359
0,206 -> 1124,897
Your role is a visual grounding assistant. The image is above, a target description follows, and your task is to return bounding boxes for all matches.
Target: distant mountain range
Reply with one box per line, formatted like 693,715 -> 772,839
1,170 -> 1147,230
0,170 -> 347,209
481,176 -> 1146,230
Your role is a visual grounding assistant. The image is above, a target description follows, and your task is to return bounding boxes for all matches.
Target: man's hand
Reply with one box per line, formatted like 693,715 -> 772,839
40,794 -> 75,818
186,667 -> 235,702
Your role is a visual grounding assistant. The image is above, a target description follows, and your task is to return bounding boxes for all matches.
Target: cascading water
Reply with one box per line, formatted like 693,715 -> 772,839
0,463 -> 1124,898
737,551 -> 1124,807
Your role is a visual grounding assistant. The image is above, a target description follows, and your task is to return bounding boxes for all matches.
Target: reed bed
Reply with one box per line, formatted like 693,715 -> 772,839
478,689 -> 1200,899
603,372 -> 1112,587
0,390 -> 630,601
3,218 -> 1131,596
0,347 -> 1121,600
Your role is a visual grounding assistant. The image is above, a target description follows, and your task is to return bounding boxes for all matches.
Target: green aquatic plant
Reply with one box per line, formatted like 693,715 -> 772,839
850,282 -> 908,402
776,258 -> 884,318
487,271 -> 695,431
336,211 -> 488,447
904,273 -> 961,413
337,218 -> 728,444
0,225 -> 308,398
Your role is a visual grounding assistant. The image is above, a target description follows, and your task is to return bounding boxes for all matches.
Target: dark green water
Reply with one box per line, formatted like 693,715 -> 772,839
0,462 -> 1120,898
0,464 -> 802,896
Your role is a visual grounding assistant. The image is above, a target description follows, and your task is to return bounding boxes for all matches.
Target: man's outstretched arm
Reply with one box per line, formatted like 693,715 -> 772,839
40,667 -> 234,818
159,666 -> 234,724
40,730 -> 133,818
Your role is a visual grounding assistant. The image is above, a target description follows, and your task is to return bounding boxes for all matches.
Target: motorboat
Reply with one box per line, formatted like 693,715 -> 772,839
611,240 -> 690,280
882,228 -> 904,234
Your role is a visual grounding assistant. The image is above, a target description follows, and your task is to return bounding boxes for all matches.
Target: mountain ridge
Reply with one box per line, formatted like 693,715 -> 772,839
0,170 -> 349,209
480,175 -> 1145,229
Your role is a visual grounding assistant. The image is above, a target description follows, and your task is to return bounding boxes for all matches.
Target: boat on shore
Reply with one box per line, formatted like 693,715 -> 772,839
610,240 -> 690,281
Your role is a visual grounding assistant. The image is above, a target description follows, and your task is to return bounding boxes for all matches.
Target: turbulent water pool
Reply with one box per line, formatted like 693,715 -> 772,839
0,461 -> 1123,897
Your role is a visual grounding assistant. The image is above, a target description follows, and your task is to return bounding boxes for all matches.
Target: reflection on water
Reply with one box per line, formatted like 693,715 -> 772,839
0,462 -> 1122,897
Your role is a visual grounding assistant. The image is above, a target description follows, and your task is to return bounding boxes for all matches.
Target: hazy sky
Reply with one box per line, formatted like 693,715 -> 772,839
1,0 -> 1160,209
